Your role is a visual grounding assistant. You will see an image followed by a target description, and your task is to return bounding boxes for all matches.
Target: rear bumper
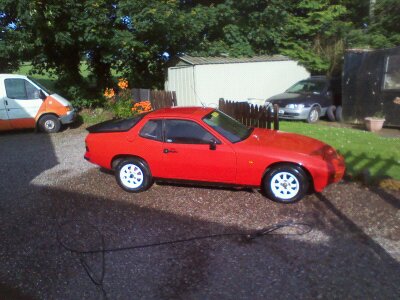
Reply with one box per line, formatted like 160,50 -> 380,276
60,110 -> 77,125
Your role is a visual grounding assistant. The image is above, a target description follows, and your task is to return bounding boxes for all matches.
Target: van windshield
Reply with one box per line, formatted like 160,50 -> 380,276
28,77 -> 53,95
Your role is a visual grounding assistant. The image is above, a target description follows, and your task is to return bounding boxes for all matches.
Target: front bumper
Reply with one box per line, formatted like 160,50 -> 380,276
60,109 -> 77,125
276,107 -> 311,120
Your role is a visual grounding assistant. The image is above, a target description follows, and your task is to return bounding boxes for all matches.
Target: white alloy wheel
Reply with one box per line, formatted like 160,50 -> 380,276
119,164 -> 144,189
270,171 -> 300,200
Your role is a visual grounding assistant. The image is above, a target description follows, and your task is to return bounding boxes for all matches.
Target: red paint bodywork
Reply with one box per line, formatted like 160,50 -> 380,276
85,107 -> 345,192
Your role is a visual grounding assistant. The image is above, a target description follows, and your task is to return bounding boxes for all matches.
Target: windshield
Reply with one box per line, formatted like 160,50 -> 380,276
28,77 -> 53,95
285,79 -> 327,95
203,110 -> 252,143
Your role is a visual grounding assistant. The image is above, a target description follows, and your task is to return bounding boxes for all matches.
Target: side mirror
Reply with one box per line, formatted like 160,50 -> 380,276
39,90 -> 47,100
209,139 -> 217,151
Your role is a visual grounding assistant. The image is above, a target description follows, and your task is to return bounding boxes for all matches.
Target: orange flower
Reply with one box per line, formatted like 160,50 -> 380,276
132,101 -> 152,114
104,87 -> 115,98
118,78 -> 129,90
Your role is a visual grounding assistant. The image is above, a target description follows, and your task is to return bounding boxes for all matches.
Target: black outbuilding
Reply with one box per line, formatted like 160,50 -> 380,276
343,46 -> 400,126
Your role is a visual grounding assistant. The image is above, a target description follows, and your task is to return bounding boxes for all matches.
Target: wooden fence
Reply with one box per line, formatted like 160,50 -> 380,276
218,99 -> 279,130
131,88 -> 176,110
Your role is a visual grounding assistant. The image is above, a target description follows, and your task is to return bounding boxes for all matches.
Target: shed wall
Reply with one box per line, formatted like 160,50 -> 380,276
166,60 -> 309,107
166,66 -> 198,106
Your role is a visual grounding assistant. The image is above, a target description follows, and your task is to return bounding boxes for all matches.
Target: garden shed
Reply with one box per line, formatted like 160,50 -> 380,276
343,46 -> 400,126
165,55 -> 309,107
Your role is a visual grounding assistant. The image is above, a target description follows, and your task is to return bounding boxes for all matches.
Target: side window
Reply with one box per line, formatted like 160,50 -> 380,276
5,79 -> 40,99
25,80 -> 40,99
139,120 -> 162,141
383,55 -> 400,90
165,119 -> 216,144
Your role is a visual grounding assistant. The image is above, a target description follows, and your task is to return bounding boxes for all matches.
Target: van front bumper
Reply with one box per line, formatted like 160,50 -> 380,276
60,109 -> 77,125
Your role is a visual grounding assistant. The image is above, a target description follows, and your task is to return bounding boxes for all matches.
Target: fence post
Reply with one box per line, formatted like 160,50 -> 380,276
273,104 -> 279,131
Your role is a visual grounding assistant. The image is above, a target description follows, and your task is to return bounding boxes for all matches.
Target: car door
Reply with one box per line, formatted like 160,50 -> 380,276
4,78 -> 43,129
161,119 -> 236,183
0,96 -> 11,131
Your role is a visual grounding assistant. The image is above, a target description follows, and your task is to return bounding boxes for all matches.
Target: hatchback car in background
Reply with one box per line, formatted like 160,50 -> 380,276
84,107 -> 345,204
265,76 -> 342,123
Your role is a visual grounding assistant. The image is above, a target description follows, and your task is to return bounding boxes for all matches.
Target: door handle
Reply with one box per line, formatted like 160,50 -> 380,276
163,148 -> 177,154
5,100 -> 8,106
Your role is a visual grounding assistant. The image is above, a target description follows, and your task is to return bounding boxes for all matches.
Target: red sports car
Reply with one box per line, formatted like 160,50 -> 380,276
84,107 -> 345,203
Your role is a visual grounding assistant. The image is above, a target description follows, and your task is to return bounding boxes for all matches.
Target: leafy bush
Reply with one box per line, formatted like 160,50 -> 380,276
104,78 -> 152,118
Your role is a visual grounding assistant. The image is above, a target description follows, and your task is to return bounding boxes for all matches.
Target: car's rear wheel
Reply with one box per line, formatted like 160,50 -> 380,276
307,107 -> 320,123
263,164 -> 309,203
327,105 -> 336,121
39,115 -> 61,133
115,158 -> 152,192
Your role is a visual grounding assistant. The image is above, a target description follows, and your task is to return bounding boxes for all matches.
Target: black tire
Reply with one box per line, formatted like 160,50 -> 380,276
326,105 -> 336,121
38,115 -> 61,133
263,164 -> 310,204
307,106 -> 320,123
115,158 -> 152,192
335,105 -> 343,122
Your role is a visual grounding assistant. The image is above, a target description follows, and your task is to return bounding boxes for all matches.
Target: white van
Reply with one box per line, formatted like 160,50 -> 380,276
0,74 -> 76,133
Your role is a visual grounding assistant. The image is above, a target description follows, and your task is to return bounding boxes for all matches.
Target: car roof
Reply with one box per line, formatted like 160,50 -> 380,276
148,106 -> 214,119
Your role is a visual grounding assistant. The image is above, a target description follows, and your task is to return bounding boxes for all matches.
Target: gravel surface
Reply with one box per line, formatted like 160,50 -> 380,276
0,128 -> 399,299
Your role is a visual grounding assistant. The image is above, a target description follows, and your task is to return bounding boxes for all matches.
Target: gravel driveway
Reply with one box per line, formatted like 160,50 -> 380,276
0,128 -> 399,299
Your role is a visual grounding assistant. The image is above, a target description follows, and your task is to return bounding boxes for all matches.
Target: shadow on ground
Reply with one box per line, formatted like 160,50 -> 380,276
0,131 -> 399,299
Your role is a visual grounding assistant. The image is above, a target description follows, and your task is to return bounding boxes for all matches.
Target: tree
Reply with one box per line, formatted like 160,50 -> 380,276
0,2 -> 23,72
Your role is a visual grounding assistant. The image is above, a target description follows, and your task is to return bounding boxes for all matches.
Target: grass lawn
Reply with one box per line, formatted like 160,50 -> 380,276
280,121 -> 400,181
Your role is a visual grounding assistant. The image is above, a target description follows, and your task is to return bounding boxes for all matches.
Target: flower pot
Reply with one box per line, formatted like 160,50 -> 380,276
364,117 -> 385,132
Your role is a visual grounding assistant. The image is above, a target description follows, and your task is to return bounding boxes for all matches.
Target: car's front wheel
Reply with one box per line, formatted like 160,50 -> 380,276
307,107 -> 320,123
263,164 -> 310,203
115,158 -> 152,192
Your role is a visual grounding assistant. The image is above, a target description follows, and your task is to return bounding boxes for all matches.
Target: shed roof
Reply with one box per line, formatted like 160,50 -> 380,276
176,54 -> 291,66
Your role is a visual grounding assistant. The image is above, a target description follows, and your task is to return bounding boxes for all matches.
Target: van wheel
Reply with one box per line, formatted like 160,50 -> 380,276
39,115 -> 61,133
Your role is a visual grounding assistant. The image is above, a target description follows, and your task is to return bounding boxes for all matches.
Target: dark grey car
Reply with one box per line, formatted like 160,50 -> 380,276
265,76 -> 342,123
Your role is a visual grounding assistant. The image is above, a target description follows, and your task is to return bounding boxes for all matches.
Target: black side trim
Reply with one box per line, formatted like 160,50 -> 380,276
153,178 -> 259,189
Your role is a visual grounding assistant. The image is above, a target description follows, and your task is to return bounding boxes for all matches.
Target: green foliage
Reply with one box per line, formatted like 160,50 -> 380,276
2,0 -> 399,92
106,89 -> 134,118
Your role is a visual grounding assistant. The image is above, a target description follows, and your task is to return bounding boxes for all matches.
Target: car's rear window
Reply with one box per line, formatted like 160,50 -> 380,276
86,113 -> 148,133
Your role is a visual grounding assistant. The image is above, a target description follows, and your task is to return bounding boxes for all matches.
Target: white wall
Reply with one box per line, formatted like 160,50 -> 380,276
166,66 -> 198,106
166,60 -> 309,107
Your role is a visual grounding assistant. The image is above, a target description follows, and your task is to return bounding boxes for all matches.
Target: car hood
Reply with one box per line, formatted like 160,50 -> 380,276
266,92 -> 321,106
245,128 -> 331,157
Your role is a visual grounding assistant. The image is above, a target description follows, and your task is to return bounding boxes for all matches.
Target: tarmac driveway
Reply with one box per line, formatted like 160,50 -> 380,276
0,128 -> 399,299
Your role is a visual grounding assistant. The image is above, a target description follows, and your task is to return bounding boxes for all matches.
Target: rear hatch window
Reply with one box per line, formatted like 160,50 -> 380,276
86,113 -> 148,133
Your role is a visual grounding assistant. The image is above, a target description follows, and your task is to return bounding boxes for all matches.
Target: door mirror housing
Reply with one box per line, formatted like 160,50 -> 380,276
39,90 -> 47,100
209,139 -> 217,150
